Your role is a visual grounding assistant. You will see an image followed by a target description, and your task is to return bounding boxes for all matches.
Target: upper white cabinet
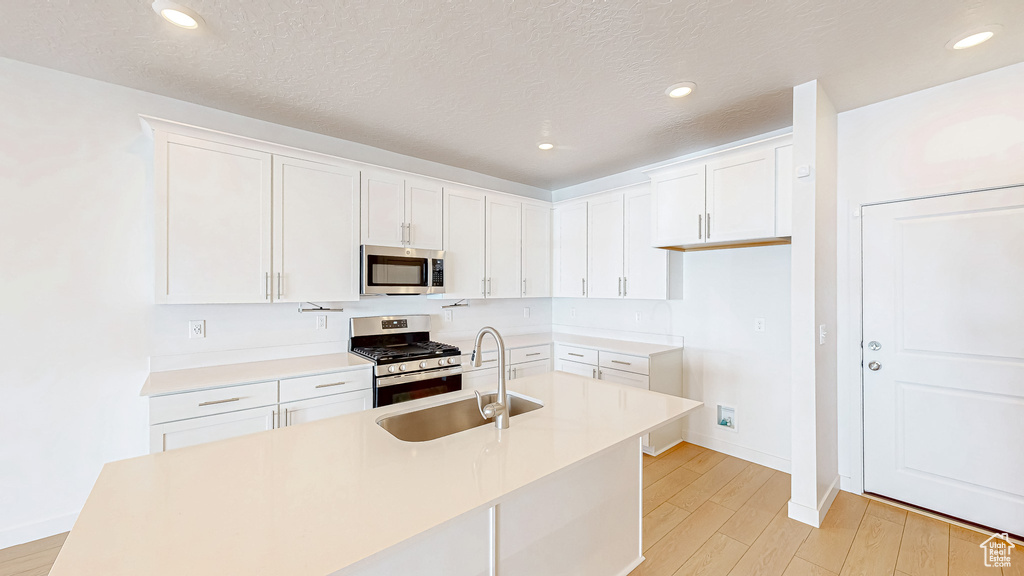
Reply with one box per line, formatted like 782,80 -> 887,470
155,133 -> 272,304
361,167 -> 442,250
584,185 -> 667,300
486,196 -> 522,299
587,194 -> 625,299
442,186 -> 487,299
648,136 -> 793,249
272,156 -> 360,303
521,204 -> 552,298
553,201 -> 588,298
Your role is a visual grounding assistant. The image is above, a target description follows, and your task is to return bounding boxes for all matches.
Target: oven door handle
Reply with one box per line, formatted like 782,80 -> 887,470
376,366 -> 463,388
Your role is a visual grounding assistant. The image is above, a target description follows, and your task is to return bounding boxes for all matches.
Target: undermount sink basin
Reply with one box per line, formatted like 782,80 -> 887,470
377,392 -> 544,442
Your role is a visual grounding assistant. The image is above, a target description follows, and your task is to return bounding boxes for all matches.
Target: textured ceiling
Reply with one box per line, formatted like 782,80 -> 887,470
1,0 -> 1022,190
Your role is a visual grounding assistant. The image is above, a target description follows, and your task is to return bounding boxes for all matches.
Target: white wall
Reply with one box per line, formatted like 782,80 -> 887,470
0,57 -> 548,548
835,61 -> 1024,493
552,246 -> 793,472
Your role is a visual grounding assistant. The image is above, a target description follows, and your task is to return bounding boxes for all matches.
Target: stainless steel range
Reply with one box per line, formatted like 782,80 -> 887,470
349,315 -> 462,407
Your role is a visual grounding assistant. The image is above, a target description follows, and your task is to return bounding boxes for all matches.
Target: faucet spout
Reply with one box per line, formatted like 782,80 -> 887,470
471,326 -> 509,430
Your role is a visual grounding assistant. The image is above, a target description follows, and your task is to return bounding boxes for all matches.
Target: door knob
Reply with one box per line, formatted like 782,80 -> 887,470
868,361 -> 881,371
868,341 -> 881,351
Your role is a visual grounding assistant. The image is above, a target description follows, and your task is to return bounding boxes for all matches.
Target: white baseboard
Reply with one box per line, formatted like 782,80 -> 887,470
682,431 -> 791,473
644,438 -> 683,457
0,513 -> 77,550
788,475 -> 840,528
839,474 -> 861,494
616,556 -> 645,576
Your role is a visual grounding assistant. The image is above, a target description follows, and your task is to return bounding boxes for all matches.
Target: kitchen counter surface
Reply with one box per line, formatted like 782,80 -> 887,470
448,331 -> 683,357
140,352 -> 373,397
53,372 -> 701,576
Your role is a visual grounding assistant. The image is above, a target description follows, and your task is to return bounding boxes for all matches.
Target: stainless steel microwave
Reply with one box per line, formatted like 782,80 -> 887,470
360,245 -> 445,295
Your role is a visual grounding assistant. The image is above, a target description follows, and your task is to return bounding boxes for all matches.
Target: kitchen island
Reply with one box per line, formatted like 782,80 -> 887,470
51,372 -> 701,576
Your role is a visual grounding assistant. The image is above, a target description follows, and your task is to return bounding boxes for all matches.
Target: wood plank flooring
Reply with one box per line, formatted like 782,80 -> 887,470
634,443 -> 1022,576
1,443 -> 1020,575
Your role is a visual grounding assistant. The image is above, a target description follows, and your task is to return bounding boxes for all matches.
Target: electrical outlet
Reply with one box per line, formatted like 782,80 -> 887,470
444,309 -> 454,322
819,324 -> 827,345
754,317 -> 766,332
188,320 -> 205,339
635,312 -> 642,323
316,315 -> 327,330
523,307 -> 530,318
570,308 -> 576,319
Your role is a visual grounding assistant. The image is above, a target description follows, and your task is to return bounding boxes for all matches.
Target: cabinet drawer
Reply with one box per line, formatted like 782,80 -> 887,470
554,344 -> 598,365
280,388 -> 373,426
556,359 -> 598,379
150,380 -> 278,425
509,358 -> 550,380
279,369 -> 372,403
150,405 -> 276,453
598,351 -> 649,375
510,344 -> 551,365
598,366 -> 650,390
461,350 -> 499,372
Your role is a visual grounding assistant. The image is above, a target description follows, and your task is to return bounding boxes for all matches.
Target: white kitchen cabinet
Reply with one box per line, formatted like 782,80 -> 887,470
597,366 -> 650,389
155,132 -> 273,304
272,156 -> 361,302
555,359 -> 598,378
486,196 -> 522,299
509,359 -> 551,380
623,188 -> 668,299
706,146 -> 775,243
521,203 -> 552,298
279,389 -> 373,427
587,193 -> 625,299
553,201 -> 588,298
149,406 -> 276,453
361,168 -> 443,250
650,163 -> 705,248
442,187 -> 487,299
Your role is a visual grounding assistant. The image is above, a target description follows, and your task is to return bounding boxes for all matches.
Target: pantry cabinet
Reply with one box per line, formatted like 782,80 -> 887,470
361,167 -> 443,250
648,135 -> 793,249
552,201 -> 588,297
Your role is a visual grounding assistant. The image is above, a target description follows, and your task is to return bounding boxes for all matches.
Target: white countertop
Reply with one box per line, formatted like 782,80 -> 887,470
448,332 -> 682,357
141,352 -> 373,397
53,372 -> 701,576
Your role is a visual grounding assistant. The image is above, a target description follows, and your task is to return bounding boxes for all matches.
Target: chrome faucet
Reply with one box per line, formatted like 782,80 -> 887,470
472,326 -> 509,430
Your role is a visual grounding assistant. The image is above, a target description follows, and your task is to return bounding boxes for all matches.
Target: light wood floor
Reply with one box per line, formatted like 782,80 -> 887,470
633,443 -> 1023,576
2,443 -> 1020,576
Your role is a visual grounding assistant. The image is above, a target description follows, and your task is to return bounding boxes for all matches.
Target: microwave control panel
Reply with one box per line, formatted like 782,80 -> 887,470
431,259 -> 444,287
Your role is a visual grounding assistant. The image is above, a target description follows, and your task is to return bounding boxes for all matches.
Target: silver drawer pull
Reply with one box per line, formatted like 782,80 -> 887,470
568,352 -> 584,358
198,397 -> 240,407
526,352 -> 542,357
480,359 -> 497,363
611,360 -> 632,365
314,381 -> 347,389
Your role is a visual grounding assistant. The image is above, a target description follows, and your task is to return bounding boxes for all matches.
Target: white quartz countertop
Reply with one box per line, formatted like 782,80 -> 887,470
141,352 -> 373,397
448,332 -> 682,357
53,372 -> 701,576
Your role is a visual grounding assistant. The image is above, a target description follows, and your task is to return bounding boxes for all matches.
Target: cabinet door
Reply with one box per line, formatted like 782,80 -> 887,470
406,177 -> 443,250
442,187 -> 487,299
463,367 -> 499,391
651,164 -> 705,247
280,389 -> 372,427
706,147 -> 775,242
273,156 -> 360,302
587,193 -> 625,299
623,187 -> 668,300
553,202 -> 588,298
555,359 -> 598,378
598,366 -> 650,390
486,196 -> 522,299
149,406 -> 276,453
156,132 -> 272,304
509,359 -> 550,380
521,203 -> 551,298
361,168 -> 406,247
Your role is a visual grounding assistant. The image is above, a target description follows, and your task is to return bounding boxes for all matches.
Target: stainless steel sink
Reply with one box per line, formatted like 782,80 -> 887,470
377,392 -> 544,442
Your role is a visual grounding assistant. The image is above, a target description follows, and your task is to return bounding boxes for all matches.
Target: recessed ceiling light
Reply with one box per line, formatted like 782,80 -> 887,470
947,25 -> 1001,50
538,143 -> 554,151
666,82 -> 697,99
152,1 -> 204,29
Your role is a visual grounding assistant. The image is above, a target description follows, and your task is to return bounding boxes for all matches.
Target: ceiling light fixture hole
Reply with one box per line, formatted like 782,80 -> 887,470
152,1 -> 204,29
666,82 -> 697,98
947,25 -> 1001,50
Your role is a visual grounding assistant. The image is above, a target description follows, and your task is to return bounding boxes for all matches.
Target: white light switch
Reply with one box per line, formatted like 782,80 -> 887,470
819,324 -> 827,345
796,165 -> 812,178
754,318 -> 766,332
523,307 -> 530,318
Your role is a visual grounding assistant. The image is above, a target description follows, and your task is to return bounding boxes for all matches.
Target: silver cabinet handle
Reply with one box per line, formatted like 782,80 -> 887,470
698,214 -> 702,239
268,410 -> 277,430
487,278 -> 492,295
582,278 -> 586,296
265,272 -> 270,300
314,381 -> 347,389
277,272 -> 283,299
568,352 -> 584,358
404,223 -> 412,244
592,368 -> 597,378
511,367 -> 517,379
706,213 -> 711,239
526,352 -> 541,357
623,277 -> 627,297
523,278 -> 527,295
611,360 -> 631,365
199,397 -> 240,407
618,277 -> 622,297
481,278 -> 486,296
398,222 -> 405,244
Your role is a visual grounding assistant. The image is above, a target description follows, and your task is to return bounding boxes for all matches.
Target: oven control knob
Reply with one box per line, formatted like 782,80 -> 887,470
438,359 -> 446,366
387,365 -> 396,373
447,357 -> 457,365
399,364 -> 407,372
419,361 -> 428,369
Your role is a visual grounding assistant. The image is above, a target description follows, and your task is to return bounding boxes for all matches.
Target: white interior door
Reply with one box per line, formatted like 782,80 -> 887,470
623,186 -> 667,300
521,203 -> 551,298
361,168 -> 405,247
863,186 -> 1024,536
587,193 -> 625,299
486,196 -> 522,299
443,187 -> 487,299
651,164 -> 705,247
273,156 -> 360,302
553,202 -> 588,298
406,177 -> 443,250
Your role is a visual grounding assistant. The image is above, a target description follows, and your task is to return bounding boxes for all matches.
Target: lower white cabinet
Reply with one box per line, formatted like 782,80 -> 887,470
555,359 -> 598,378
150,406 -> 276,453
278,389 -> 373,427
508,359 -> 550,380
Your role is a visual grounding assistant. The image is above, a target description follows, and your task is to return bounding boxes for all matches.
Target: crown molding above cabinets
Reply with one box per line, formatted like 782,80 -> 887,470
646,135 -> 793,251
